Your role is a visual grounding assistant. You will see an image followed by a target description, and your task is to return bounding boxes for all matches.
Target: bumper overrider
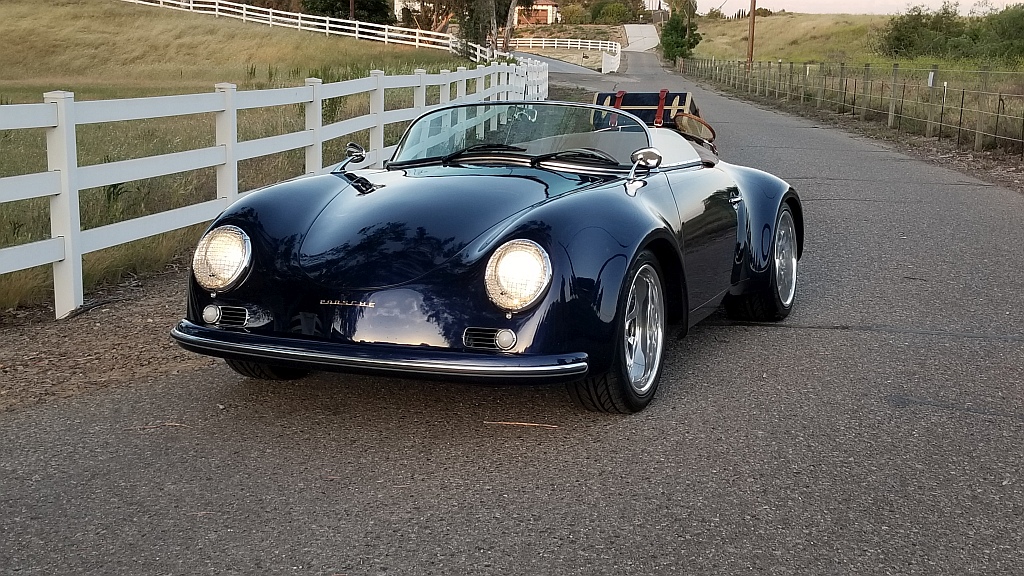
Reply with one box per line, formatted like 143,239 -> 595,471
171,320 -> 590,383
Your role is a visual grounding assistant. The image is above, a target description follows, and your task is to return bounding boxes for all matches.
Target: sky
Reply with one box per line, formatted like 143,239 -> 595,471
703,0 -> 1019,15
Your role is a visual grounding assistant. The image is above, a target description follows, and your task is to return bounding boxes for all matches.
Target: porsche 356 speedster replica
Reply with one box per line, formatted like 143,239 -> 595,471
171,93 -> 803,413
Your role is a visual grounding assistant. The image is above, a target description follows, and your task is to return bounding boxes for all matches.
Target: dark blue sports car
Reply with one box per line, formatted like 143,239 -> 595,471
172,94 -> 803,413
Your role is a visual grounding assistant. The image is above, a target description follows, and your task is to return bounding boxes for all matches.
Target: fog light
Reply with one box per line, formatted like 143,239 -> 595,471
202,305 -> 221,324
495,329 -> 517,351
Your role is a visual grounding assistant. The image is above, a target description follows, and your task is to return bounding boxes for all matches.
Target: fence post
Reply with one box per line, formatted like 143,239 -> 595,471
887,63 -> 899,128
215,83 -> 239,203
776,59 -> 782,98
817,63 -> 826,108
474,65 -> 486,138
304,78 -> 323,173
860,64 -> 871,120
975,66 -> 990,151
43,90 -> 84,319
456,66 -> 468,102
440,69 -> 451,105
369,70 -> 385,167
926,64 -> 939,137
788,62 -> 794,100
414,68 -> 427,112
800,62 -> 809,103
838,63 -> 847,113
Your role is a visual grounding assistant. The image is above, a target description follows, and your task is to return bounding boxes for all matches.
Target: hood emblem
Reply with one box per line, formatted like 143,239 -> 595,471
320,299 -> 375,308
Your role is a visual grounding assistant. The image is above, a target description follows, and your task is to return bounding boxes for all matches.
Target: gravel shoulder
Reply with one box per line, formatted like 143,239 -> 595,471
0,267 -> 215,412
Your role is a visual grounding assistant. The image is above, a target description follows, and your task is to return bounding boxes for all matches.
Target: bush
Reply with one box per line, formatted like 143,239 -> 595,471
561,4 -> 590,24
596,2 -> 631,24
660,13 -> 700,60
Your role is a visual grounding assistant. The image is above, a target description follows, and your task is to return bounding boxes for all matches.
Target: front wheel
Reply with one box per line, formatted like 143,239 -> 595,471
567,250 -> 666,414
725,203 -> 798,321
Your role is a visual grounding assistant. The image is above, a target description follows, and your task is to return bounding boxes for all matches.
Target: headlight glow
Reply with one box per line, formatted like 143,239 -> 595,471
192,225 -> 252,292
485,239 -> 552,312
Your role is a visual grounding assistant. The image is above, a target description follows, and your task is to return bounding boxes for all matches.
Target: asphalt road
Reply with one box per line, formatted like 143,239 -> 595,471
2,52 -> 1023,575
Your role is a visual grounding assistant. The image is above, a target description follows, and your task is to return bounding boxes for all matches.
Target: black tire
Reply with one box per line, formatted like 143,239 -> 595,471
567,250 -> 667,414
224,358 -> 309,381
725,204 -> 798,322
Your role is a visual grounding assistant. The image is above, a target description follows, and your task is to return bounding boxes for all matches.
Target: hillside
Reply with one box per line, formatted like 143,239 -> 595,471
694,13 -> 891,64
0,0 -> 466,103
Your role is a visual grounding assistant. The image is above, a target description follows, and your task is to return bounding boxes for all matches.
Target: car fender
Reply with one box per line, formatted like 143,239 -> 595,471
484,178 -> 684,373
717,162 -> 803,292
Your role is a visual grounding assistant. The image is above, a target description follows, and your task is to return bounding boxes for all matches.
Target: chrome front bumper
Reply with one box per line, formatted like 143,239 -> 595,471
171,320 -> 589,381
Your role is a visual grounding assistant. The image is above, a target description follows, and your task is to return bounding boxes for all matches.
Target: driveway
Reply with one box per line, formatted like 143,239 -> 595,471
2,50 -> 1022,575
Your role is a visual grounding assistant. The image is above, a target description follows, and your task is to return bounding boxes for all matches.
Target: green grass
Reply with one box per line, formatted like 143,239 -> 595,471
0,0 -> 473,310
695,13 -> 890,64
694,12 -> 1024,72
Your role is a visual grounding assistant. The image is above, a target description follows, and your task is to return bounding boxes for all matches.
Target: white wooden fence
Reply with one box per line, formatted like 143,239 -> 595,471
122,0 -> 493,63
120,0 -> 623,72
0,62 -> 548,318
509,38 -> 622,74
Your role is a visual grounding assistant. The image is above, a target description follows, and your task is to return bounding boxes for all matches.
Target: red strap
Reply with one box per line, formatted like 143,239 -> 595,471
654,89 -> 669,127
610,90 -> 626,127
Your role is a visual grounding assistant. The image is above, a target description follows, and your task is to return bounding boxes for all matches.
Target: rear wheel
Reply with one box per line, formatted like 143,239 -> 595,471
568,250 -> 666,413
224,359 -> 309,381
725,204 -> 798,321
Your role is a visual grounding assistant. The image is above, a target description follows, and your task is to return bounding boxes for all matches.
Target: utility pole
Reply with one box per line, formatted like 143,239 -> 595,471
746,0 -> 756,69
350,0 -> 355,20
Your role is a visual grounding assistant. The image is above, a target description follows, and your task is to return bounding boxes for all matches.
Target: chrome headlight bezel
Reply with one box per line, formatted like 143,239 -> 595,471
192,225 -> 252,293
484,239 -> 552,312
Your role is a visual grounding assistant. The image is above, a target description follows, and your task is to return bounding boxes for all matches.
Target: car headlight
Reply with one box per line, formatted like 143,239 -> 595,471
192,225 -> 252,292
484,239 -> 552,312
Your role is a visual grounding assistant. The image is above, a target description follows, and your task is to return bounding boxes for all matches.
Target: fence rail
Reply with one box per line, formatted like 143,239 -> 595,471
0,62 -> 548,318
122,1 -> 623,73
508,38 -> 622,73
681,58 -> 1024,156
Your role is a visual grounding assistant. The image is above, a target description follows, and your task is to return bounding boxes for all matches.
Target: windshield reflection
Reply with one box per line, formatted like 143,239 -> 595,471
392,103 -> 651,167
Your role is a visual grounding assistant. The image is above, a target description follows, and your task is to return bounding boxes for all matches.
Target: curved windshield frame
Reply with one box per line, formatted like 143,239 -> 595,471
390,102 -> 651,169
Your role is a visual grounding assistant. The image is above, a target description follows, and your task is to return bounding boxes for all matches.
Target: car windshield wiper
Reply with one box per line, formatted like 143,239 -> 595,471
441,143 -> 527,165
530,148 -> 621,167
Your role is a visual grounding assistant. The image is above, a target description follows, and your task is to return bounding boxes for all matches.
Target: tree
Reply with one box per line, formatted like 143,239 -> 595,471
560,4 -> 590,24
596,3 -> 631,24
302,0 -> 396,25
660,12 -> 701,60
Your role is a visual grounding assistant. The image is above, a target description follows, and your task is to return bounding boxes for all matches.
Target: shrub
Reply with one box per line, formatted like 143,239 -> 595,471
561,4 -> 590,24
660,13 -> 701,60
596,3 -> 631,25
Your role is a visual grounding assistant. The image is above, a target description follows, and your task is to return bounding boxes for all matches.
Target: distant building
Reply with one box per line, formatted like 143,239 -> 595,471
642,0 -> 664,11
514,0 -> 559,25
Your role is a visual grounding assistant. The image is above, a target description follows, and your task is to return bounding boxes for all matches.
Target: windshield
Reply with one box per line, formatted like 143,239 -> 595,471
390,102 -> 650,168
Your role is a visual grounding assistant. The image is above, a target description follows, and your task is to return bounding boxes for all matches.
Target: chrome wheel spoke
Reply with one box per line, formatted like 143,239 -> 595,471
775,210 -> 798,307
622,263 -> 665,395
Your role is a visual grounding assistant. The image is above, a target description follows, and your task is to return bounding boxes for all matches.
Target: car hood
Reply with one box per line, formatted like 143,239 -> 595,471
298,166 -> 605,289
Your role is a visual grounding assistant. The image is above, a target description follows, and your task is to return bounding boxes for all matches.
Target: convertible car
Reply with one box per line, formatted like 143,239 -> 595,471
171,93 -> 803,413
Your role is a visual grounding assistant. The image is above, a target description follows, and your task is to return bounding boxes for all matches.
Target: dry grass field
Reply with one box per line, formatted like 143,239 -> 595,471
694,13 -> 891,64
0,0 -> 470,311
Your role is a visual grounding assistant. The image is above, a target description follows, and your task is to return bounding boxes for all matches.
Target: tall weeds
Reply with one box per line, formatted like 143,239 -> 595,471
0,0 -> 469,310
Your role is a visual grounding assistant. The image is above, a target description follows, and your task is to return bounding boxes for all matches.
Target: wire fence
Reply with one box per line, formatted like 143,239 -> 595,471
680,58 -> 1024,159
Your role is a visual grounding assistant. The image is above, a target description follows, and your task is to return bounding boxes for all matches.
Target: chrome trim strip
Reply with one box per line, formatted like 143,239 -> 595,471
171,326 -> 588,378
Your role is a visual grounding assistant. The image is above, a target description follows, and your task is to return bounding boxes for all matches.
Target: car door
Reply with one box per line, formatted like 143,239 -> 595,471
665,166 -> 739,317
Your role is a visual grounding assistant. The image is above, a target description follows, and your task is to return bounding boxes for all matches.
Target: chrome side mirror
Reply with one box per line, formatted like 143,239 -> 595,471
625,147 -> 662,196
345,142 -> 366,163
630,147 -> 663,169
332,142 -> 367,173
